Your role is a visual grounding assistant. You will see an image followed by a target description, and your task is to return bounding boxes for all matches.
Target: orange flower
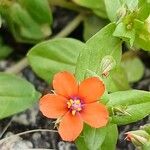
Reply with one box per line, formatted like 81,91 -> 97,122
39,71 -> 109,141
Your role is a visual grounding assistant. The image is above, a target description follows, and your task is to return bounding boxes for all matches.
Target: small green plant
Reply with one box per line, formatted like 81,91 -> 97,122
0,0 -> 150,149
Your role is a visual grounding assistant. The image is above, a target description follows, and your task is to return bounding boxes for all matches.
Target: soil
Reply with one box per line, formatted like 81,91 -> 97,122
0,7 -> 150,150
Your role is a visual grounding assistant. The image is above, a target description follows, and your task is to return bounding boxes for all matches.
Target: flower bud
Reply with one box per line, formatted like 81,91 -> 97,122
100,55 -> 116,77
125,130 -> 150,148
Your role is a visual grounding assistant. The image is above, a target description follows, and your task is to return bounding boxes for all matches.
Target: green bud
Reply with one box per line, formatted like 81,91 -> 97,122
125,130 -> 150,149
126,22 -> 133,30
100,55 -> 116,77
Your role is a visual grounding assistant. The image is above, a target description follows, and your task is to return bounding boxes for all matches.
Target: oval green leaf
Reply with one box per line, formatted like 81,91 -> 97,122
101,124 -> 118,150
121,51 -> 144,82
75,136 -> 89,150
19,0 -> 53,25
107,90 -> 150,125
83,124 -> 107,150
83,15 -> 108,41
0,73 -> 40,119
75,23 -> 122,92
28,38 -> 85,83
73,0 -> 104,9
104,0 -> 121,22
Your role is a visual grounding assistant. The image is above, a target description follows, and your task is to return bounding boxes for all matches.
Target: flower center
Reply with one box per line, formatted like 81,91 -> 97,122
67,99 -> 82,115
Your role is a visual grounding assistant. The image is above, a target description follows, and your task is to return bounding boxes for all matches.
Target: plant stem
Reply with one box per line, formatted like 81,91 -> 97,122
0,118 -> 13,138
0,129 -> 58,145
53,14 -> 83,38
5,14 -> 83,74
5,57 -> 28,74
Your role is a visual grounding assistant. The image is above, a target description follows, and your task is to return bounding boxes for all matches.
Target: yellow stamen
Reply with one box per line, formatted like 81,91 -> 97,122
70,99 -> 74,104
67,99 -> 82,115
72,110 -> 76,115
77,107 -> 81,111
67,101 -> 71,108
75,100 -> 80,104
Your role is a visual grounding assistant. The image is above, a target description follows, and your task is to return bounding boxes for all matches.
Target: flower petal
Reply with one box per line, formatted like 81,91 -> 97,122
39,94 -> 67,119
78,77 -> 105,103
81,102 -> 109,128
58,112 -> 83,141
53,71 -> 78,98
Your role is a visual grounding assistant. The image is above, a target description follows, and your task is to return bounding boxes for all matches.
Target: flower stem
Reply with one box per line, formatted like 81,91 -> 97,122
5,14 -> 84,74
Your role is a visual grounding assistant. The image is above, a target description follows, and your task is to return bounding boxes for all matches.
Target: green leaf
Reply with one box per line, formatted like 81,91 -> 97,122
9,3 -> 45,43
134,35 -> 150,51
18,0 -> 52,38
104,0 -> 121,22
134,17 -> 150,51
133,3 -> 150,51
73,0 -> 104,9
99,56 -> 130,92
72,0 -> 107,18
0,73 -> 40,119
124,0 -> 138,11
101,124 -> 118,150
0,37 -> 13,59
83,124 -> 107,150
83,15 -> 108,41
75,23 -> 122,91
93,9 -> 107,19
76,124 -> 118,150
121,51 -> 144,82
92,2 -> 107,19
103,66 -> 130,92
28,38 -> 85,83
75,136 -> 89,150
139,0 -> 148,7
107,90 -> 150,125
18,0 -> 52,25
0,45 -> 13,59
137,2 -> 150,21
1,2 -> 51,43
143,143 -> 150,150
86,23 -> 122,70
